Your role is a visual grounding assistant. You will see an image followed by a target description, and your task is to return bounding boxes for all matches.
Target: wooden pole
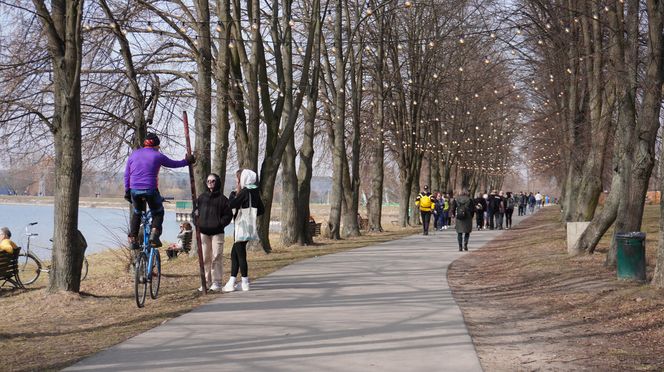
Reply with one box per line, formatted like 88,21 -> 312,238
183,111 -> 208,294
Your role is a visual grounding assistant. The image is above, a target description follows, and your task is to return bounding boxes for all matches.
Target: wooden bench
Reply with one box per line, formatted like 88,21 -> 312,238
308,222 -> 322,237
0,247 -> 24,289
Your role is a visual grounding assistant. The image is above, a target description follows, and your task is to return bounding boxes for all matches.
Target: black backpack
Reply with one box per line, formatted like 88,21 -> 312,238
456,199 -> 470,220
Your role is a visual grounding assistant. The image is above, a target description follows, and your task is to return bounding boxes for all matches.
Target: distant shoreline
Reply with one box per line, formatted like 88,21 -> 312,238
0,196 -> 179,211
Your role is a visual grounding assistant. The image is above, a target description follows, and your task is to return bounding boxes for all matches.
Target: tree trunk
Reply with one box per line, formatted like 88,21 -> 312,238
281,135 -> 299,246
327,0 -> 345,240
295,0 -> 322,245
610,0 -> 664,266
572,0 -> 639,257
366,11 -> 385,233
213,0 -> 232,186
33,0 -> 85,292
193,0 -> 213,193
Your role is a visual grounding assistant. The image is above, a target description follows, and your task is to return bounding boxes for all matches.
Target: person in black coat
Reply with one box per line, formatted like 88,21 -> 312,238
222,169 -> 265,292
194,173 -> 233,292
474,194 -> 486,230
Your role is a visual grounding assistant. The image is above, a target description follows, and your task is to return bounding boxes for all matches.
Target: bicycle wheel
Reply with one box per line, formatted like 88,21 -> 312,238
17,253 -> 41,285
81,257 -> 89,281
134,252 -> 148,308
149,250 -> 161,299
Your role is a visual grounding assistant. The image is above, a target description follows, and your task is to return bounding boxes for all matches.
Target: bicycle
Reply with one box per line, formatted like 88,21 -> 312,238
17,222 -> 89,285
134,210 -> 161,308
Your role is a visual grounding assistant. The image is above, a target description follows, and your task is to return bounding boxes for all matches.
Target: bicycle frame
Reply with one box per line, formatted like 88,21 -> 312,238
22,223 -> 45,267
140,210 -> 158,278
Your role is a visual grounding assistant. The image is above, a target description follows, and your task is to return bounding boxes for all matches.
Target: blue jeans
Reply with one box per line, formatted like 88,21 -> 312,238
130,188 -> 165,238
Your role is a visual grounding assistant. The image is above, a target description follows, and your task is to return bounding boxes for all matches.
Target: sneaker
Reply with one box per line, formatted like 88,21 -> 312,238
209,282 -> 221,292
241,278 -> 250,292
222,279 -> 236,293
149,230 -> 162,248
198,285 -> 208,292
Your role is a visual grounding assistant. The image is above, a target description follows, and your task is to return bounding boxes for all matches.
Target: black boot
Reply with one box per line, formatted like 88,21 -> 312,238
128,235 -> 140,250
149,229 -> 162,248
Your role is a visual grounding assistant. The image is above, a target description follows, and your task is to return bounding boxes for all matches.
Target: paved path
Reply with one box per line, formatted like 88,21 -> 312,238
68,216 -> 526,372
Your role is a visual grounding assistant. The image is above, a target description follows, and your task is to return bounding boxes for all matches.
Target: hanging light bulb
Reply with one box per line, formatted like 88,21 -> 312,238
216,23 -> 222,33
147,22 -> 153,32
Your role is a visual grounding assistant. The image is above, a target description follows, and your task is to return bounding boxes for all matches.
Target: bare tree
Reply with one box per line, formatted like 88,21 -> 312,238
32,0 -> 86,292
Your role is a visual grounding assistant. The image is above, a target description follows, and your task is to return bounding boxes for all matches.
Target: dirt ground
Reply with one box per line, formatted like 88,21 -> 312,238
448,206 -> 664,371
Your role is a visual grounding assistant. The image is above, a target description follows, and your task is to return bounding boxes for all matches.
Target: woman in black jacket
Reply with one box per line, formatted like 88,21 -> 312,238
222,169 -> 265,292
195,173 -> 233,292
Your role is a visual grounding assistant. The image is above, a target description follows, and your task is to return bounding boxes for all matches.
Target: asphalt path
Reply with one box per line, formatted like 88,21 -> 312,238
67,212 -> 529,372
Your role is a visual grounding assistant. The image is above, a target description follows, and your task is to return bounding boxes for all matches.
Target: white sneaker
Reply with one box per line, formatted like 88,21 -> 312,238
198,285 -> 209,292
209,282 -> 221,292
241,277 -> 250,291
222,278 -> 236,292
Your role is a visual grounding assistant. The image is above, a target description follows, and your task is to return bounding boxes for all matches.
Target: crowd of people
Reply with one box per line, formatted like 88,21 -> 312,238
416,186 -> 553,251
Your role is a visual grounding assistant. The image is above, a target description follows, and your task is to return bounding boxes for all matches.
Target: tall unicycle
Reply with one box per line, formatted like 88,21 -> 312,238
134,252 -> 148,308
149,250 -> 161,299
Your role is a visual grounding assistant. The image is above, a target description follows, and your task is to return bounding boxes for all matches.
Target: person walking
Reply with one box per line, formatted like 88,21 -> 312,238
474,193 -> 486,230
517,191 -> 526,216
535,191 -> 543,209
415,185 -> 434,235
528,192 -> 536,214
434,192 -> 445,231
195,173 -> 233,292
454,189 -> 474,251
483,193 -> 489,229
223,169 -> 265,292
124,133 -> 195,249
505,192 -> 515,229
496,191 -> 505,230
442,193 -> 451,229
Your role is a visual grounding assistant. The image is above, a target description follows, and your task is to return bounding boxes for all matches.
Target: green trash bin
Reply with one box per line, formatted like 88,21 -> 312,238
615,232 -> 646,281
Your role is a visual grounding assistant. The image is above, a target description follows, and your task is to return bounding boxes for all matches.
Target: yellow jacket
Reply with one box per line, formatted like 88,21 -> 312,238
0,238 -> 17,254
415,193 -> 435,212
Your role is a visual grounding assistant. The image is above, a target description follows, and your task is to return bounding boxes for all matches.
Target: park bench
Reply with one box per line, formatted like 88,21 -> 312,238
0,247 -> 24,289
308,221 -> 322,237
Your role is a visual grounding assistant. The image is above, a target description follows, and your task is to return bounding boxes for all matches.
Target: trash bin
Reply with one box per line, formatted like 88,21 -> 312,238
615,232 -> 646,281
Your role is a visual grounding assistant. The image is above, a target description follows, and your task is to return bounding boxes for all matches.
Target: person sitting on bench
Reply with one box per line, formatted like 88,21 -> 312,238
167,222 -> 192,259
0,227 -> 17,254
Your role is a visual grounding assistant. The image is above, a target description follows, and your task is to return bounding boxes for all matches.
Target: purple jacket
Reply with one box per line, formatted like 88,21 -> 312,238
124,148 -> 188,190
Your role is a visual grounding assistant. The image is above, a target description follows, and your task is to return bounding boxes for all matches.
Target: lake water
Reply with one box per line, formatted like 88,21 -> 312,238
0,204 -> 229,259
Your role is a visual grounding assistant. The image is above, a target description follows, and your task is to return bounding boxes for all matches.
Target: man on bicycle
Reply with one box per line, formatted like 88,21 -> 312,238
124,133 -> 195,249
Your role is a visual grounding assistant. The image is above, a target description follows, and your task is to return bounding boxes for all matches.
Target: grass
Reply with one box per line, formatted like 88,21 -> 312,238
0,204 -> 416,371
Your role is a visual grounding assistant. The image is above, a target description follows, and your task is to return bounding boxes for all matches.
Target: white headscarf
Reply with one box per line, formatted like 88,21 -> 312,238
239,169 -> 258,189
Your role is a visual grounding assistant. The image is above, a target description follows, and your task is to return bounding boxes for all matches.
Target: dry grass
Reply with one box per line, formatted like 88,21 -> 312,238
448,206 -> 664,371
0,202 -> 415,372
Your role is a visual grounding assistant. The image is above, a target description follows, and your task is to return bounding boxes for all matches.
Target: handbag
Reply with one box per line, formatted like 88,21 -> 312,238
234,192 -> 259,242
